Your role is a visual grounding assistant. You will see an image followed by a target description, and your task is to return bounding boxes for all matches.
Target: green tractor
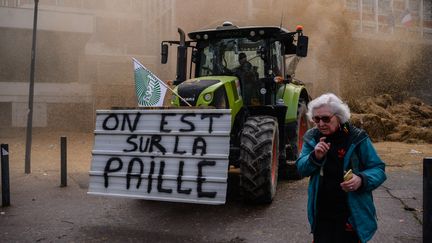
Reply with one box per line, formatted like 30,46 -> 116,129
161,22 -> 311,203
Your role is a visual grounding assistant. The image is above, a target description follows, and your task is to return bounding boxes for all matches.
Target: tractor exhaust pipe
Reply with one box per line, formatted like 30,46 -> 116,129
176,28 -> 187,84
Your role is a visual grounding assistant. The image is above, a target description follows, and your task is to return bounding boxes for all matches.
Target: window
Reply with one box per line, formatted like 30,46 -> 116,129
346,0 -> 359,11
270,41 -> 283,76
425,0 -> 432,21
362,0 -> 375,14
378,0 -> 392,15
198,38 -> 265,78
408,0 -> 420,11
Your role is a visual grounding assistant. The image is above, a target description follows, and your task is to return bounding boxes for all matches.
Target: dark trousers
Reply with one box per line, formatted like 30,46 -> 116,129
313,219 -> 360,243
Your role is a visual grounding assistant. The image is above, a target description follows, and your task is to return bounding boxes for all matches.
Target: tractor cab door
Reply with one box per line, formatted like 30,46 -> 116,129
260,40 -> 285,105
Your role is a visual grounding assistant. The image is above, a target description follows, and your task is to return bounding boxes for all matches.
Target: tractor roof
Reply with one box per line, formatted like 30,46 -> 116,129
188,22 -> 292,41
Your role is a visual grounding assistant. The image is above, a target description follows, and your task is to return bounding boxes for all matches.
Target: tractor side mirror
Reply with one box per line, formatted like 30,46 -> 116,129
161,44 -> 169,64
296,35 -> 308,57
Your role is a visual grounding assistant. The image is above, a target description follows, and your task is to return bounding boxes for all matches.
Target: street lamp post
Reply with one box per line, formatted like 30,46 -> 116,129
24,0 -> 39,174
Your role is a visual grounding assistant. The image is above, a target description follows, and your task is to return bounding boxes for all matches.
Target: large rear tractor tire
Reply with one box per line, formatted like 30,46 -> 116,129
239,116 -> 279,204
282,100 -> 310,179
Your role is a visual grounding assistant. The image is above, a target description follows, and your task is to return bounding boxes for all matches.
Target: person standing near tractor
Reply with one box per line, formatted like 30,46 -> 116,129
296,93 -> 386,243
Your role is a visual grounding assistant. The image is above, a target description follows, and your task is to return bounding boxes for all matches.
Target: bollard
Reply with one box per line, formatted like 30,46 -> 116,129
60,136 -> 67,187
1,144 -> 10,207
424,157 -> 432,243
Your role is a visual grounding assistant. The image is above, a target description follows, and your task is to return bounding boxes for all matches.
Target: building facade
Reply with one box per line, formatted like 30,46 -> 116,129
0,0 -> 430,130
345,0 -> 432,38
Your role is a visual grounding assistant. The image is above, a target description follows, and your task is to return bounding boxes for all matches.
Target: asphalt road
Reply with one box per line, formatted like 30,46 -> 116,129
0,168 -> 423,242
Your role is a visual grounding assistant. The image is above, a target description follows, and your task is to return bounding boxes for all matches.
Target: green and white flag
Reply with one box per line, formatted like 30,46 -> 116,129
133,58 -> 168,107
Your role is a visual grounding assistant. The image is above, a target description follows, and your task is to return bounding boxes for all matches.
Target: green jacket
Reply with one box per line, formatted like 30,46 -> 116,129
296,125 -> 386,243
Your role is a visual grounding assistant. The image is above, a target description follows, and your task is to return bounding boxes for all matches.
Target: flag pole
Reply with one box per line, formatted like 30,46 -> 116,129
25,0 -> 39,174
156,77 -> 193,107
133,58 -> 192,107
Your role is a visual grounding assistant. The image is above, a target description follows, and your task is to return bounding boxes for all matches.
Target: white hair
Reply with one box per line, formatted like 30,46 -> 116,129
306,93 -> 351,123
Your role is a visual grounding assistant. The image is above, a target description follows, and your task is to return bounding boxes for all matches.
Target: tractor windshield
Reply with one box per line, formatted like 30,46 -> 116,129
198,38 -> 265,78
196,37 -> 285,105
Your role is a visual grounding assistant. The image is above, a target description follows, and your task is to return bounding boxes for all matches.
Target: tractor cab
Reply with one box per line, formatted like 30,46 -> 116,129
161,22 -> 308,107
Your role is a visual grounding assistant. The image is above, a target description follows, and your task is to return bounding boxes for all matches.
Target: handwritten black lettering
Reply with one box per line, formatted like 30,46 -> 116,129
197,160 -> 217,198
104,157 -> 123,188
147,160 -> 155,193
177,161 -> 192,194
121,113 -> 141,132
102,114 -> 119,130
192,136 -> 207,156
139,136 -> 150,152
160,113 -> 176,132
124,135 -> 166,154
201,113 -> 222,133
173,136 -> 186,154
149,135 -> 166,154
157,161 -> 172,193
123,135 -> 138,152
126,158 -> 144,189
179,114 -> 196,132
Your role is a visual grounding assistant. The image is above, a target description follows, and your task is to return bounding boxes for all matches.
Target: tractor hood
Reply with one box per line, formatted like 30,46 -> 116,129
177,79 -> 220,106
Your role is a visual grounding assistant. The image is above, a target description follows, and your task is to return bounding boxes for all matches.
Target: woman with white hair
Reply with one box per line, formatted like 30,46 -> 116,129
296,93 -> 386,243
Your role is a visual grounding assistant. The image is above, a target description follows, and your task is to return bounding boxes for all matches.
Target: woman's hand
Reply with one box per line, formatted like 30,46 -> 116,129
340,174 -> 362,192
314,137 -> 330,160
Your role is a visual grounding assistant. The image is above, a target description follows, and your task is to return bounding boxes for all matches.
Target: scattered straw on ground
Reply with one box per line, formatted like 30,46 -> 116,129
348,94 -> 432,143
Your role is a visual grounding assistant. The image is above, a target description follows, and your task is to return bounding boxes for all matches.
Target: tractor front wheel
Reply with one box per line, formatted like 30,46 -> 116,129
239,116 -> 279,204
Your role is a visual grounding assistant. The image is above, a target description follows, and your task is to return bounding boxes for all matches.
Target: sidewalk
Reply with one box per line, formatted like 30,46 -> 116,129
373,170 -> 423,242
0,129 -> 425,242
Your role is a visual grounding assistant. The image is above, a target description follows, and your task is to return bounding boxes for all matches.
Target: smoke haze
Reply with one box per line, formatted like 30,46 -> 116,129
1,0 -> 431,131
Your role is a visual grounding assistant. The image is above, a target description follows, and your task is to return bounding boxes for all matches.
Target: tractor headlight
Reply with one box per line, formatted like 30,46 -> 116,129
204,93 -> 213,102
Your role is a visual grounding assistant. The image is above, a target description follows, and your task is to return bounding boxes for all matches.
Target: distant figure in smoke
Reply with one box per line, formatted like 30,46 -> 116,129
296,93 -> 387,243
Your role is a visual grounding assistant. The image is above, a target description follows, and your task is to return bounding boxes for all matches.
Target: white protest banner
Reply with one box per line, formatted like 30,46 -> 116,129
88,109 -> 231,205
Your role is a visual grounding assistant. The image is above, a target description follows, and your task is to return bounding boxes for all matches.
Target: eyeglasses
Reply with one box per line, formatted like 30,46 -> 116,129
312,114 -> 335,123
